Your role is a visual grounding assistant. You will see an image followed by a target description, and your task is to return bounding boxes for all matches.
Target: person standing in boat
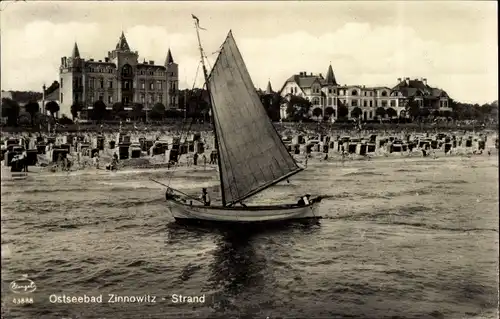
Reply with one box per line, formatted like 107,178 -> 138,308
200,188 -> 211,206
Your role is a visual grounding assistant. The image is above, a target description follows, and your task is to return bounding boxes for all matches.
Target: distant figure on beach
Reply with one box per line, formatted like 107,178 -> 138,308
202,154 -> 207,169
193,153 -> 198,166
200,188 -> 211,206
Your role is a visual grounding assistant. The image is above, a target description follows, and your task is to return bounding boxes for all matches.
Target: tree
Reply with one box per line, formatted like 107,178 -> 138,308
150,103 -> 166,120
91,100 -> 107,122
386,108 -> 397,118
132,103 -> 144,121
259,92 -> 281,122
46,101 -> 60,118
17,112 -> 31,127
285,95 -> 311,121
112,102 -> 127,120
419,108 -> 430,118
375,107 -> 386,118
337,104 -> 348,119
312,107 -> 323,118
324,107 -> 335,119
350,107 -> 362,119
70,102 -> 84,120
58,115 -> 74,125
112,102 -> 124,115
441,110 -> 452,119
24,101 -> 40,126
407,100 -> 420,120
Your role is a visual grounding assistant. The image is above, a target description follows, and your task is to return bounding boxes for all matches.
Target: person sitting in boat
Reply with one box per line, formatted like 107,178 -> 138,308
200,188 -> 211,206
303,194 -> 311,205
297,195 -> 310,206
165,188 -> 178,201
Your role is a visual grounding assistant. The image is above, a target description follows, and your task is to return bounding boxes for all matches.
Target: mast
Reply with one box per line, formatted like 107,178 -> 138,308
192,15 -> 227,206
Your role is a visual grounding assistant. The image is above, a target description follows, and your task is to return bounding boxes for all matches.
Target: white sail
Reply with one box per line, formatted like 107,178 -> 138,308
207,31 -> 302,206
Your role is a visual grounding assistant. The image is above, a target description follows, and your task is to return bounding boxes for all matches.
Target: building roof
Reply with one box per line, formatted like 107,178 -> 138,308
165,49 -> 174,65
392,78 -> 448,99
137,63 -> 166,70
265,80 -> 273,94
116,31 -> 131,51
72,42 -> 80,59
324,64 -> 337,85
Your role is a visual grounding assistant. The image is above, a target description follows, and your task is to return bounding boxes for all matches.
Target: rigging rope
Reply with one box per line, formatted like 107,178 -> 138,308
165,61 -> 202,188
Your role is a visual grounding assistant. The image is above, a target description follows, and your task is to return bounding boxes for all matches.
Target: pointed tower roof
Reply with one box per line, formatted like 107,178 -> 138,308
325,64 -> 337,85
165,48 -> 174,65
72,42 -> 80,58
116,31 -> 130,51
265,80 -> 273,94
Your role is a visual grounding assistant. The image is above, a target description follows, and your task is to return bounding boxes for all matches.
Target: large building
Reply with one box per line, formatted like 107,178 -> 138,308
279,64 -> 451,121
58,32 -> 179,118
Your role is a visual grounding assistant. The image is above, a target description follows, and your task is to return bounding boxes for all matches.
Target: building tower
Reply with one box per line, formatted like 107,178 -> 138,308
165,48 -> 178,108
109,32 -> 139,107
59,42 -> 84,118
265,80 -> 274,94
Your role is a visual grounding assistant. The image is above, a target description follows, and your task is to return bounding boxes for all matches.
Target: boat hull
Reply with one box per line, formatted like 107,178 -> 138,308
166,198 -> 322,223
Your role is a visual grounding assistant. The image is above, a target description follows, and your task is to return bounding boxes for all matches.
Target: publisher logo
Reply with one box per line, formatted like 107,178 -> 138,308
10,275 -> 37,294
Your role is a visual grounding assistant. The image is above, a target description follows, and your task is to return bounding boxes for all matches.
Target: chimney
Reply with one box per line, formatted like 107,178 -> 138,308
61,57 -> 65,65
90,59 -> 94,62
319,73 -> 323,77
98,60 -> 102,62
405,77 -> 410,81
149,60 -> 154,65
397,78 -> 401,82
423,78 -> 427,85
310,72 -> 313,76
104,57 -> 109,62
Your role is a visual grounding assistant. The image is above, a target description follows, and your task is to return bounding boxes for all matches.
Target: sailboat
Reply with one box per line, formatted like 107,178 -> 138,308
165,16 -> 322,223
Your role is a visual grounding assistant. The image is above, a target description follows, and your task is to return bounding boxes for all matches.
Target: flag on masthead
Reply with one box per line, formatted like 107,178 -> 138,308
191,14 -> 207,30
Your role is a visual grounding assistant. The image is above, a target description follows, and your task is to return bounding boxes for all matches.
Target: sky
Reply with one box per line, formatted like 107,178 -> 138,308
0,1 -> 497,104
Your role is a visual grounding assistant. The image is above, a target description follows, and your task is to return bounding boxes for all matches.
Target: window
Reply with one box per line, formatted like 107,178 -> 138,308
149,71 -> 154,76
124,97 -> 129,104
390,100 -> 396,107
140,94 -> 145,102
90,78 -> 94,88
157,94 -> 162,102
141,80 -> 145,89
125,82 -> 130,89
351,100 -> 358,107
99,95 -> 103,101
352,90 -> 358,96
328,89 -> 332,94
108,80 -> 113,89
381,91 -> 387,97
369,100 -> 373,107
108,96 -> 113,104
60,78 -> 64,89
381,100 -> 388,107
100,79 -> 104,89
60,93 -> 64,103
363,100 -> 367,107
157,81 -> 162,90
148,94 -> 153,103
369,111 -> 372,118
122,65 -> 131,76
364,92 -> 367,96
328,97 -> 332,105
150,82 -> 154,90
